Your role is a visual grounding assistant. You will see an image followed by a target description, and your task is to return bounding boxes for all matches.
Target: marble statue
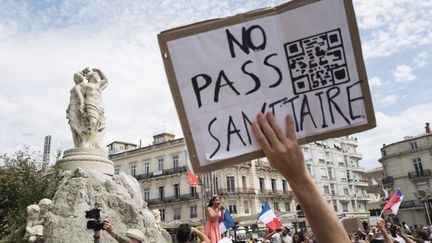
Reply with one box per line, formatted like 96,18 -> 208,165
66,70 -> 86,147
151,209 -> 164,232
60,68 -> 113,174
38,198 -> 52,224
24,205 -> 43,242
66,68 -> 108,148
22,199 -> 52,242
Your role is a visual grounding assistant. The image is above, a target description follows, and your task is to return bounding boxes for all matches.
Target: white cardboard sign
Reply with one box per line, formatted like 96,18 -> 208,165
159,0 -> 375,173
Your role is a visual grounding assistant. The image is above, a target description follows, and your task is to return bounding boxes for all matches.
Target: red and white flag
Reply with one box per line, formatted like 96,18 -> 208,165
258,202 -> 283,233
383,188 -> 403,215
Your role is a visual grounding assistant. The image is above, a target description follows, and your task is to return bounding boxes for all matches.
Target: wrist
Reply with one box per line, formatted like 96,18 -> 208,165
288,174 -> 314,192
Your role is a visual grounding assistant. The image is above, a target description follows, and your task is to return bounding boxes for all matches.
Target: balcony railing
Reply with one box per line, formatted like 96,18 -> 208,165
382,176 -> 394,186
218,187 -> 256,195
259,189 -> 294,198
134,166 -> 187,180
147,192 -> 200,205
408,169 -> 432,180
399,200 -> 423,209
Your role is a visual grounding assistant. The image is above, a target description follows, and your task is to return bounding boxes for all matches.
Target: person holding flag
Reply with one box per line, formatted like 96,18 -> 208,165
219,209 -> 235,235
204,195 -> 224,243
382,188 -> 403,215
252,112 -> 350,243
258,202 -> 283,233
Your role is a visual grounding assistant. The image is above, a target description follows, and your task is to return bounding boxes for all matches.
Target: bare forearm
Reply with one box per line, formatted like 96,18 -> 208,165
289,176 -> 350,243
382,231 -> 393,243
192,227 -> 210,243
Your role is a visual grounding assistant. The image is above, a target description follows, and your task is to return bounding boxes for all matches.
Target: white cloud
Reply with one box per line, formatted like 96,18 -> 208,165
357,102 -> 432,169
354,0 -> 432,59
0,0 -> 289,156
393,65 -> 416,82
413,51 -> 430,67
368,76 -> 382,87
380,95 -> 399,107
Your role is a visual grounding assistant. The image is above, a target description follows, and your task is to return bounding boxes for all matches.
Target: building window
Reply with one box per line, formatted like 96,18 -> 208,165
282,180 -> 288,192
174,207 -> 181,220
327,168 -> 333,180
214,177 -> 219,195
331,184 -> 336,196
242,176 -> 247,189
344,187 -> 349,196
144,161 -> 150,175
130,163 -> 137,177
190,206 -> 197,218
410,142 -> 418,150
342,203 -> 349,212
271,179 -> 276,192
413,158 -> 424,174
228,200 -> 237,214
143,187 -> 150,202
323,185 -> 330,195
320,168 -> 327,179
259,178 -> 265,192
158,158 -> 164,171
285,202 -> 290,212
340,171 -> 347,181
338,156 -> 344,166
114,167 -> 120,175
333,200 -> 338,212
190,186 -> 197,196
227,176 -> 235,192
174,184 -> 180,199
160,209 -> 165,221
244,200 -> 249,214
318,152 -> 325,164
159,186 -> 164,201
273,202 -> 280,211
172,154 -> 179,169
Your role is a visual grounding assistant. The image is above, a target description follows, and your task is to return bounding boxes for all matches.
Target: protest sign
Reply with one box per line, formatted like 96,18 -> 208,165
158,0 -> 375,173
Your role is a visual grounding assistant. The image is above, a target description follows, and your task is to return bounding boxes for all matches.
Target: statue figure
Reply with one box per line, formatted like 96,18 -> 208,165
38,198 -> 52,224
24,205 -> 43,242
82,68 -> 108,148
66,69 -> 87,147
66,68 -> 108,148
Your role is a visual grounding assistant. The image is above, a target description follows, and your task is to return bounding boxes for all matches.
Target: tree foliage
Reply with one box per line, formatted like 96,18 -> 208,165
0,147 -> 51,238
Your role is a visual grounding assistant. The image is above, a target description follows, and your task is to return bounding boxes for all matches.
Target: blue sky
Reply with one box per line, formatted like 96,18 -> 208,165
0,0 -> 431,169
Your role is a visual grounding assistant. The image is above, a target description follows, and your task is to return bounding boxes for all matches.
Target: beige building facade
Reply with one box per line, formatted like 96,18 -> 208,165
380,123 -> 432,225
109,133 -> 371,229
364,167 -> 385,217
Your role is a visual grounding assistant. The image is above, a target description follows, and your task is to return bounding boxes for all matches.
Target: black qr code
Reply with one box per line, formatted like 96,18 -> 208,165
284,29 -> 350,95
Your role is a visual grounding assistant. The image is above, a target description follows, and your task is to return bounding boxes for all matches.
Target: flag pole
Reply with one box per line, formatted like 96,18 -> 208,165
379,210 -> 384,218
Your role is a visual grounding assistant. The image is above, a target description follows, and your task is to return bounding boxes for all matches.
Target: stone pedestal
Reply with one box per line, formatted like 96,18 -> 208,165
41,169 -> 171,243
58,148 -> 114,175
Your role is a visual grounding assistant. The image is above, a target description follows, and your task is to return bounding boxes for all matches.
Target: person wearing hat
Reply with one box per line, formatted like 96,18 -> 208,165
93,219 -> 145,243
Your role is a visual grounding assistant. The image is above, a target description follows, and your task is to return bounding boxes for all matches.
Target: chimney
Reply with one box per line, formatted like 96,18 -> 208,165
139,139 -> 142,148
426,122 -> 430,134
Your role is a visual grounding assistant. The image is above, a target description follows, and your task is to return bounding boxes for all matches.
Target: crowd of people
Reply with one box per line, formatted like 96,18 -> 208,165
175,113 -> 432,243
347,218 -> 432,243
91,112 -> 428,243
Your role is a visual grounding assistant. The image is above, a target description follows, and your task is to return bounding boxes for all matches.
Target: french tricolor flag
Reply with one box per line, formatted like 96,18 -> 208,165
383,188 -> 404,215
258,202 -> 283,233
219,210 -> 235,234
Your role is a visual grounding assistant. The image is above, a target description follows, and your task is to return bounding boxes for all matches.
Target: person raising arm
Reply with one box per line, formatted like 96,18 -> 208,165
251,112 -> 350,243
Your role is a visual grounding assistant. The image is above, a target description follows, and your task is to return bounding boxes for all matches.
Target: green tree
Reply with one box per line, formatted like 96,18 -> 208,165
0,147 -> 51,238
